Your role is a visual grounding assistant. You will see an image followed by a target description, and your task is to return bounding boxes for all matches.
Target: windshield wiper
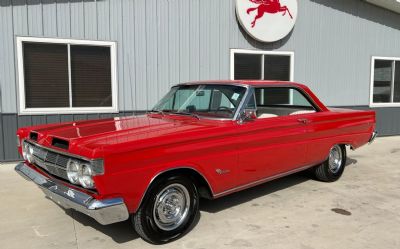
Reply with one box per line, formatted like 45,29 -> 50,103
147,110 -> 164,115
171,111 -> 201,120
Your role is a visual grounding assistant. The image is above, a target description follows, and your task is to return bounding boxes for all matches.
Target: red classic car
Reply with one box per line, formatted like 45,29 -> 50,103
15,81 -> 376,244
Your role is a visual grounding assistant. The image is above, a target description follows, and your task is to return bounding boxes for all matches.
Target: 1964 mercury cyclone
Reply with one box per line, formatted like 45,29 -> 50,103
15,81 -> 376,244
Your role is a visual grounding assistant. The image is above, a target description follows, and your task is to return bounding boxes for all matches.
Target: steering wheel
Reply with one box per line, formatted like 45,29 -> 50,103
216,106 -> 233,113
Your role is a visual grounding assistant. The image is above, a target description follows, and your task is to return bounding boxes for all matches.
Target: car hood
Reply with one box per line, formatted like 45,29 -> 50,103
29,114 -> 231,157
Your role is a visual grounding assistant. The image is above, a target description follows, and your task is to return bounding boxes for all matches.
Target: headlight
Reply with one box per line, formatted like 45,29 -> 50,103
22,142 -> 28,160
66,159 -> 103,189
79,164 -> 95,189
22,142 -> 34,163
67,160 -> 81,184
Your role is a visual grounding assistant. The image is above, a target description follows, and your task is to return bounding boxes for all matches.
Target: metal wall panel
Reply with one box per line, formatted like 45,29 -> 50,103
27,0 -> 43,36
70,0 -> 85,38
83,0 -> 97,40
134,0 -> 147,110
156,0 -> 170,101
2,114 -> 19,160
96,0 -> 110,41
2,0 -> 400,111
0,0 -> 17,114
42,0 -> 57,36
121,0 -> 135,111
178,0 -> 190,83
56,0 -> 71,37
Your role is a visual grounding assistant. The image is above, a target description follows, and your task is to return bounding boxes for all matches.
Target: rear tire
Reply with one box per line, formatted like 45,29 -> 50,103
132,175 -> 199,244
313,144 -> 346,182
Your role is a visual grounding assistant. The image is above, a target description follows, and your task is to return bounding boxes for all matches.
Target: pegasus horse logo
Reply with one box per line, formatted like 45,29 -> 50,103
247,0 -> 293,28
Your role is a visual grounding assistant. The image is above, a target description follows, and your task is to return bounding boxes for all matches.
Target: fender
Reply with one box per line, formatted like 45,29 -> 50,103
134,166 -> 215,213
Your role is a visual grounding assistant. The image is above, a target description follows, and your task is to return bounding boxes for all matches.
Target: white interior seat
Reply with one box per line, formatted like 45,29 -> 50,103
290,110 -> 316,115
258,113 -> 278,119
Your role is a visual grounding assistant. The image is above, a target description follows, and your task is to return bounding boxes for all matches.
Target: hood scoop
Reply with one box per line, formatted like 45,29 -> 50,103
52,137 -> 69,150
30,132 -> 38,141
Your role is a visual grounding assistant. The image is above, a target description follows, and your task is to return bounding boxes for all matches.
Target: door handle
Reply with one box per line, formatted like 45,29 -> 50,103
298,118 -> 310,124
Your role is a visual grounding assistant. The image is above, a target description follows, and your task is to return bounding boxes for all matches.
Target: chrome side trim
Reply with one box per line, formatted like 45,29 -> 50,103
15,163 -> 129,225
213,164 -> 317,198
135,167 -> 215,213
369,131 -> 378,144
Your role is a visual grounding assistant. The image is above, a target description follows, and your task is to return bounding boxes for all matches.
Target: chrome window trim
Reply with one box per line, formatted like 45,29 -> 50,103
234,86 -> 255,121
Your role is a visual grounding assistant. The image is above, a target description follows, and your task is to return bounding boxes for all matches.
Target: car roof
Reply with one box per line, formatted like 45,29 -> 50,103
177,80 -> 328,112
180,80 -> 306,88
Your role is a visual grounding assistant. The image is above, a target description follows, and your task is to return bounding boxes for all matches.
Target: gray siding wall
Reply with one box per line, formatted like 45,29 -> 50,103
2,0 -> 400,112
1,0 -> 400,161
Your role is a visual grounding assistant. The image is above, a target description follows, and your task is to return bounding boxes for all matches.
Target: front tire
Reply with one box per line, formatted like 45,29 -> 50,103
313,144 -> 347,182
132,175 -> 199,244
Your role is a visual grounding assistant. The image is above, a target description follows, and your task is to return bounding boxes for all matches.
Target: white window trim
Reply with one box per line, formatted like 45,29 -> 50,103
17,36 -> 119,115
370,56 -> 400,108
230,49 -> 295,81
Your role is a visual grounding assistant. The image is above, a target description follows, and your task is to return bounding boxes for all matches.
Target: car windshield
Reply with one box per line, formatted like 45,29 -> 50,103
152,84 -> 247,119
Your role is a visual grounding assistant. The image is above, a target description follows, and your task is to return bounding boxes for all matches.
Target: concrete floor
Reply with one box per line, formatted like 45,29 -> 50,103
1,136 -> 399,249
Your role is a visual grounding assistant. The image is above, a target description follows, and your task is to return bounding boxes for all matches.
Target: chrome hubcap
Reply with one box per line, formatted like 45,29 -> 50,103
329,145 -> 343,174
153,183 -> 190,231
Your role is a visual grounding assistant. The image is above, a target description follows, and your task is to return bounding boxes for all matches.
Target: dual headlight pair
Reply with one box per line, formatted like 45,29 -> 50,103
22,141 -> 35,164
22,140 -> 103,189
66,160 -> 96,189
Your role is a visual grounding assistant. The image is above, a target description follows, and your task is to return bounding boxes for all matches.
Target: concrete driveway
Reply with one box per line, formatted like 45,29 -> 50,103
1,136 -> 399,249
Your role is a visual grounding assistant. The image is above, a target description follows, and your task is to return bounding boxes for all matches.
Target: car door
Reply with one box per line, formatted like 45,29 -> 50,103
234,87 -> 312,186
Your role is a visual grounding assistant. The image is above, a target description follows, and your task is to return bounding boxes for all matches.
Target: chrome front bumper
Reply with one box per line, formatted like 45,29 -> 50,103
15,162 -> 129,225
369,131 -> 378,144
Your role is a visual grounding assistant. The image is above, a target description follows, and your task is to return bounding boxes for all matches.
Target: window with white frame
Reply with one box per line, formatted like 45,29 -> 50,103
230,49 -> 294,81
17,37 -> 118,114
371,57 -> 400,107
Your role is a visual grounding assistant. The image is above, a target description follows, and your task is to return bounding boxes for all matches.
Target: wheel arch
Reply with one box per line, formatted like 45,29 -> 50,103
331,141 -> 354,150
134,167 -> 214,213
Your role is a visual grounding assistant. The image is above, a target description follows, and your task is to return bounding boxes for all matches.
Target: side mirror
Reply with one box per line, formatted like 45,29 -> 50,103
239,109 -> 257,123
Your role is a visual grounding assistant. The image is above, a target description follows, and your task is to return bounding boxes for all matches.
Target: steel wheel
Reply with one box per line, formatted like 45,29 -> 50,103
153,183 -> 191,231
313,144 -> 347,182
132,175 -> 199,244
328,145 -> 343,174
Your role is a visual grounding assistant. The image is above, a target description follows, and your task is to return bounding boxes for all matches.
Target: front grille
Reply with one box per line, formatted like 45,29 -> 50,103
29,143 -> 70,181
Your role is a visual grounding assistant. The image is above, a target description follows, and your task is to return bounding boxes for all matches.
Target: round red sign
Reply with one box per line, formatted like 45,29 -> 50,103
236,0 -> 298,42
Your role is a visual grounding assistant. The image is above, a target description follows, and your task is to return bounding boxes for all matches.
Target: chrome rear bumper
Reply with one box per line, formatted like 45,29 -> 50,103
15,162 -> 129,225
369,131 -> 378,144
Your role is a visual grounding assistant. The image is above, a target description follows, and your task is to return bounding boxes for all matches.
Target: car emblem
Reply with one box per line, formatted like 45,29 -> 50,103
216,169 -> 231,175
66,189 -> 75,199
